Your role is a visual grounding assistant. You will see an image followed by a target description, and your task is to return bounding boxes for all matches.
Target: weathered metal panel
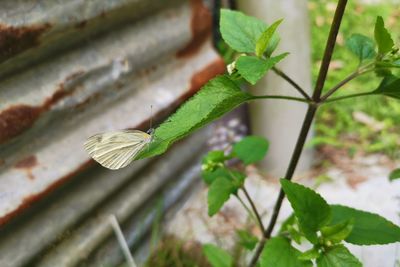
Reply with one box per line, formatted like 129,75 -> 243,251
0,0 -> 224,266
0,130 -> 209,267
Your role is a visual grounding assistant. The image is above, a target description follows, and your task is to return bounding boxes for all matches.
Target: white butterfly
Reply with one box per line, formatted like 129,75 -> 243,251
84,129 -> 154,170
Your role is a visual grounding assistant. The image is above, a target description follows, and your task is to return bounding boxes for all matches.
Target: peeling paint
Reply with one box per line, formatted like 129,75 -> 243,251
0,105 -> 41,144
0,71 -> 85,144
0,23 -> 51,61
0,160 -> 93,227
176,0 -> 212,58
14,155 -> 38,169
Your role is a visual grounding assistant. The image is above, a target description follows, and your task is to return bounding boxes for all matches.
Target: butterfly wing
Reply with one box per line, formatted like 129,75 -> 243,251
84,130 -> 151,170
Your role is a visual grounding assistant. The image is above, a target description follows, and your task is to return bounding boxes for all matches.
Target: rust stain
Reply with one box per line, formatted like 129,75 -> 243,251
0,160 -> 93,227
15,155 -> 38,180
0,71 -> 85,144
176,0 -> 212,58
43,70 -> 85,109
0,23 -> 51,61
0,105 -> 41,144
188,58 -> 226,94
15,155 -> 38,169
44,85 -> 69,109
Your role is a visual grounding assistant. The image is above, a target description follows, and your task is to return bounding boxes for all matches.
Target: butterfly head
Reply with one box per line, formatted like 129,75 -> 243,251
147,128 -> 155,135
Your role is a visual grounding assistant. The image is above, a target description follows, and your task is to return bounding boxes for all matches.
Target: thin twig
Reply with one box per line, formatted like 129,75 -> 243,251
251,95 -> 311,103
109,214 -> 137,267
241,186 -> 265,233
272,67 -> 312,101
235,194 -> 258,223
323,91 -> 374,103
320,64 -> 375,101
320,71 -> 359,101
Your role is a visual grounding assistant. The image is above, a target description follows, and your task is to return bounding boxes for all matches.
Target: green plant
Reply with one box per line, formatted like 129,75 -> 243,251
309,0 -> 400,158
136,2 -> 400,266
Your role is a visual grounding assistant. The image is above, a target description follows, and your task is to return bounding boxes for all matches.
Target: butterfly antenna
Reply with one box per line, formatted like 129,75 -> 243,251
150,105 -> 153,130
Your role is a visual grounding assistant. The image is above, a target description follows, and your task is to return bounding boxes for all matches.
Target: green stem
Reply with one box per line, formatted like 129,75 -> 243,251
235,194 -> 258,224
252,95 -> 311,103
320,64 -> 375,102
241,186 -> 266,233
320,71 -> 360,101
272,67 -> 312,101
323,91 -> 374,103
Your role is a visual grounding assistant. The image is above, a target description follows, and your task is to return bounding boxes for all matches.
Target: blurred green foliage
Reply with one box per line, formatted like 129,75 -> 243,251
309,0 -> 400,158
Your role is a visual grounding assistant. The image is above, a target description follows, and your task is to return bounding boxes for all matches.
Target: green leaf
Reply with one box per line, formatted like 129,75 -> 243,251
256,19 -> 283,57
260,237 -> 312,267
346,34 -> 376,62
220,9 -> 268,53
321,219 -> 354,244
202,167 -> 229,186
203,150 -> 226,165
236,229 -> 259,250
265,34 -> 280,57
279,214 -> 303,244
375,60 -> 400,69
138,75 -> 252,159
208,177 -> 235,216
299,247 -> 320,261
389,168 -> 400,181
330,205 -> 400,245
229,170 -> 247,188
374,16 -> 394,55
202,167 -> 246,190
203,244 -> 233,267
232,135 -> 269,165
202,150 -> 227,173
279,213 -> 297,233
373,74 -> 400,99
317,245 -> 362,267
236,53 -> 288,85
280,180 -> 331,244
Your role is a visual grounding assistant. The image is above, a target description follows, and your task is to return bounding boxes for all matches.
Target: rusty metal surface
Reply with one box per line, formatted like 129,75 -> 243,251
0,0 -> 224,265
0,129 -> 209,267
0,0 -> 182,77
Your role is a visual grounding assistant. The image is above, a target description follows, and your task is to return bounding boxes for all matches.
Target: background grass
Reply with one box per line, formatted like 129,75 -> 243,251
309,0 -> 400,158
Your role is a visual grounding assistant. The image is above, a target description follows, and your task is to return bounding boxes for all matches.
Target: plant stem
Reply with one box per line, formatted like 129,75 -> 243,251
235,195 -> 258,224
272,67 -> 312,101
251,95 -> 311,103
242,186 -> 266,233
320,63 -> 375,102
249,1 -> 348,266
248,105 -> 317,267
323,91 -> 374,103
320,71 -> 360,101
312,0 -> 348,101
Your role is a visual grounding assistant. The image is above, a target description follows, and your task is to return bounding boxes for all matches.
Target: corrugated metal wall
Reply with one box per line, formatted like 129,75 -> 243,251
0,0 -> 225,266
